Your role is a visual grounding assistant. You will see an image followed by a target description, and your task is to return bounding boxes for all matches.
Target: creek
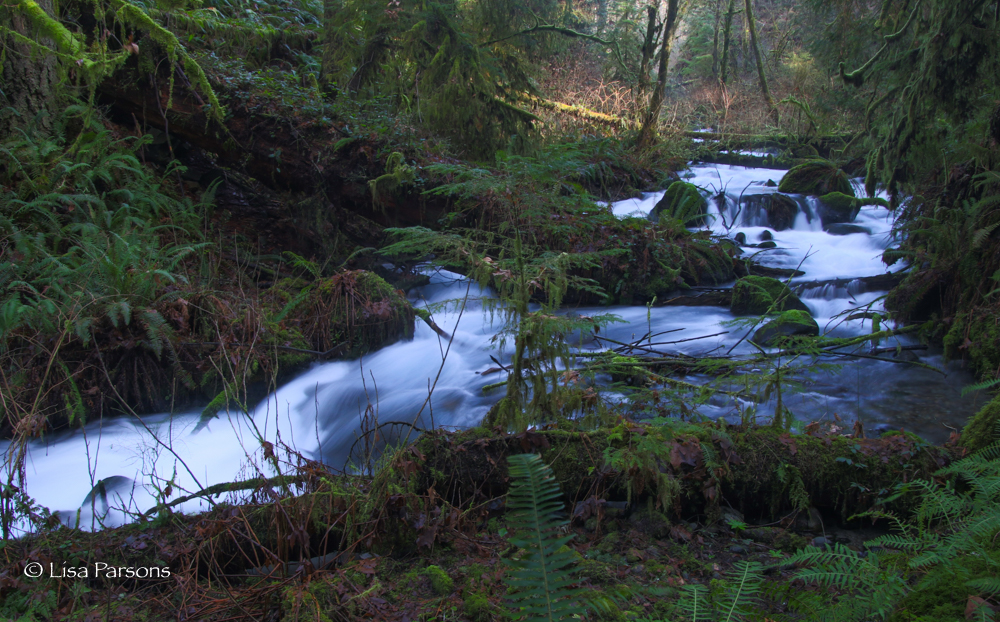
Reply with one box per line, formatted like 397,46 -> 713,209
1,163 -> 986,533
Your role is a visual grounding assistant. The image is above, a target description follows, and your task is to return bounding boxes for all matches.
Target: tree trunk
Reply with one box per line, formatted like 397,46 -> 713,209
636,0 -> 681,149
637,5 -> 659,100
720,0 -> 737,84
596,0 -> 608,35
744,0 -> 778,121
1,0 -> 59,136
711,0 -> 723,81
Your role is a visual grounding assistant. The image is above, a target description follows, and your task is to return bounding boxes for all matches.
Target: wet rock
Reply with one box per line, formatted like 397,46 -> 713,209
752,310 -> 819,346
759,230 -> 773,241
816,192 -> 889,227
811,536 -> 831,548
765,179 -> 778,187
650,181 -> 709,226
807,507 -> 824,532
778,160 -> 855,196
756,240 -> 777,248
766,194 -> 800,230
737,193 -> 799,231
731,276 -> 811,316
825,223 -> 872,236
734,232 -> 747,245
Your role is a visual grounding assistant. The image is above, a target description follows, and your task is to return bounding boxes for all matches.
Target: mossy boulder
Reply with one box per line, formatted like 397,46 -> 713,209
960,395 -> 1000,453
650,181 -> 709,226
778,160 -> 854,197
731,276 -> 811,316
752,310 -> 819,346
816,192 -> 889,227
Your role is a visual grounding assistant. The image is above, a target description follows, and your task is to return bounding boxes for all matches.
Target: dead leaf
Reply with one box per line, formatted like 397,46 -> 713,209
669,525 -> 692,542
778,433 -> 798,456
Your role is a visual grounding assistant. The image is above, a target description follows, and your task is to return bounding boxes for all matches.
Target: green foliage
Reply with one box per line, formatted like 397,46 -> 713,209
0,111 -> 211,427
664,560 -> 766,622
3,0 -> 224,122
321,0 -> 542,156
786,439 -> 1000,622
504,453 -> 585,621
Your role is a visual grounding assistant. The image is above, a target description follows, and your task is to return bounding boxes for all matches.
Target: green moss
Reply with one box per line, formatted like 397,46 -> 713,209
731,276 -> 810,316
368,152 -> 416,212
778,160 -> 855,196
464,592 -> 492,621
650,181 -> 709,226
423,565 -> 454,595
960,395 -> 1000,453
752,309 -> 819,346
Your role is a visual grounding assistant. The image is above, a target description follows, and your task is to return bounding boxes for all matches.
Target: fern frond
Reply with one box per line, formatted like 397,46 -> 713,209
962,376 -> 1000,396
504,453 -> 585,622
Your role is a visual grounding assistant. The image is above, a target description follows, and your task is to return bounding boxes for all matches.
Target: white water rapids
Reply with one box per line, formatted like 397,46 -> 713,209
2,163 -> 986,533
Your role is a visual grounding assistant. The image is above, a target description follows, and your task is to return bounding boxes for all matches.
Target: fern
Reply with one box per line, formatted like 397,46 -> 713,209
669,560 -> 765,622
504,453 -> 585,622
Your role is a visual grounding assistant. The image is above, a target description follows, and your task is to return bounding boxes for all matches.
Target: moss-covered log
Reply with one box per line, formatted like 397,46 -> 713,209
413,423 -> 954,524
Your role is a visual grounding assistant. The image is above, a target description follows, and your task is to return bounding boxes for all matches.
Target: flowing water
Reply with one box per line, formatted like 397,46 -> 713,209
2,163 -> 986,533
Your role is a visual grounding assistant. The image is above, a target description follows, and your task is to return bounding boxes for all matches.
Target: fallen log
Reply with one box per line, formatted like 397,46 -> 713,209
413,423 -> 954,524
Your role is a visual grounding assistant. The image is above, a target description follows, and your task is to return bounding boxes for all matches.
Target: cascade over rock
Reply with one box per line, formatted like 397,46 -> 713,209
739,193 -> 799,230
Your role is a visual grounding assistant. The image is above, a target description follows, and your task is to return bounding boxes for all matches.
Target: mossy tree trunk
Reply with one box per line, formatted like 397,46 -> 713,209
1,0 -> 59,135
720,0 -> 737,85
637,5 -> 659,101
711,0 -> 723,81
744,0 -> 777,121
637,0 -> 681,150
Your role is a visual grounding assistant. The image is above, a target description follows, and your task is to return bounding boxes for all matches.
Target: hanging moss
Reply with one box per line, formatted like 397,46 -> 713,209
777,160 -> 854,197
368,152 -> 416,212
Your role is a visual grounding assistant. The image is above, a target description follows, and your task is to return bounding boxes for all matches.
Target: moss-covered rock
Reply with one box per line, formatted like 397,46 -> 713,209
816,192 -> 889,227
731,276 -> 811,316
650,181 -> 709,226
960,395 -> 1000,453
778,160 -> 855,197
752,310 -> 819,346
